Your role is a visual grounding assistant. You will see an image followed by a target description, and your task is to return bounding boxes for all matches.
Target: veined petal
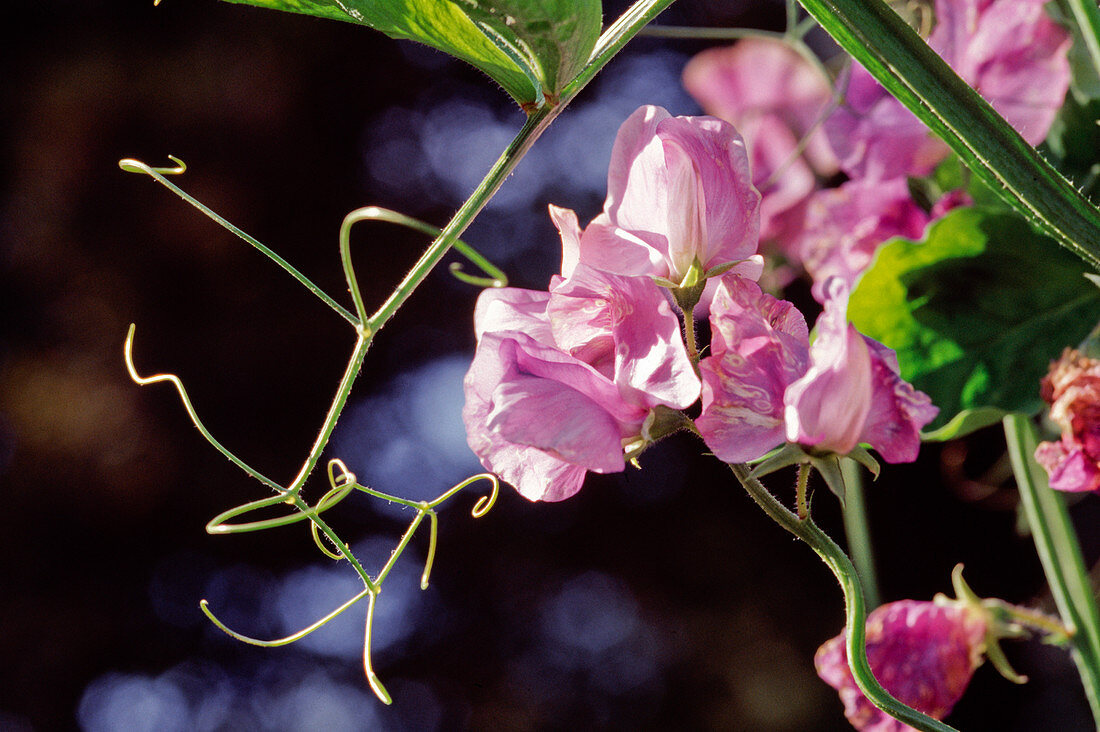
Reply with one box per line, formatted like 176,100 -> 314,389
861,337 -> 939,463
473,287 -> 553,344
696,275 -> 809,462
486,376 -> 625,473
549,264 -> 700,409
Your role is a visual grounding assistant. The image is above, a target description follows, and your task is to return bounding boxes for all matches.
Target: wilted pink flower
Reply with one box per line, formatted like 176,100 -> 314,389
784,278 -> 938,460
796,178 -> 929,302
682,38 -> 838,244
553,105 -> 762,289
1035,349 -> 1100,493
463,264 -> 700,502
816,600 -> 988,731
695,274 -> 810,462
826,0 -> 1070,179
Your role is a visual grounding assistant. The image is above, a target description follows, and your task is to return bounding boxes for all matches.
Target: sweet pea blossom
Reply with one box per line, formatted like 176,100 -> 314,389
928,0 -> 1071,147
1035,349 -> 1100,493
816,600 -> 988,731
826,0 -> 1070,180
462,264 -> 700,502
784,278 -> 938,461
551,105 -> 762,290
682,38 -> 838,245
795,178 -> 929,302
695,274 -> 810,462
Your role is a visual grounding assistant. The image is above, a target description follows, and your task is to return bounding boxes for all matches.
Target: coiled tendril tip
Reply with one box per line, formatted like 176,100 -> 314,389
119,155 -> 186,175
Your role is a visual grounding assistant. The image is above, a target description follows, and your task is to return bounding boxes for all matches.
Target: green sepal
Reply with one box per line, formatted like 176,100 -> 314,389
810,453 -> 848,505
749,443 -> 810,479
642,405 -> 693,443
846,447 -> 880,480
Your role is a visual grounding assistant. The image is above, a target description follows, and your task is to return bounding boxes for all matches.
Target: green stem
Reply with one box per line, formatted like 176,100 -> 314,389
641,25 -> 787,41
683,309 -> 700,366
366,0 -> 678,335
1065,0 -> 1100,85
795,0 -> 1100,272
796,462 -> 811,521
1003,414 -> 1100,724
728,462 -> 956,732
841,458 -> 881,609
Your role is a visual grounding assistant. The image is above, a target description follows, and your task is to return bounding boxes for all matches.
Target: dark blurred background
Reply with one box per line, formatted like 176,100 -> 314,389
1,0 -> 1096,729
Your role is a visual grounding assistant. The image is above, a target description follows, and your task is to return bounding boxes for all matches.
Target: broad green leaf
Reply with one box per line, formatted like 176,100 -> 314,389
220,0 -> 601,106
453,0 -> 602,98
849,207 -> 1100,434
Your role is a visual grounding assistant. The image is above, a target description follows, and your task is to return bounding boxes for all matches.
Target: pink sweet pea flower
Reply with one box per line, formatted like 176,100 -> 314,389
825,64 -> 950,181
682,38 -> 838,245
463,265 -> 700,502
784,278 -> 938,461
816,600 -> 988,731
796,178 -> 929,303
553,105 -> 762,289
929,0 -> 1071,147
1035,349 -> 1100,493
826,0 -> 1070,180
695,274 -> 810,462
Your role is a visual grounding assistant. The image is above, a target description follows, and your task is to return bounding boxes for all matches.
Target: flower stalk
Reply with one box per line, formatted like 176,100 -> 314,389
729,462 -> 957,731
1004,413 -> 1100,725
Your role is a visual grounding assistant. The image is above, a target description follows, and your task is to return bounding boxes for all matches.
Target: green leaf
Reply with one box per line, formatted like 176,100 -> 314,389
920,406 -> 1006,442
1043,92 -> 1100,203
849,207 -> 1100,433
219,0 -> 601,106
795,0 -> 1100,273
452,0 -> 602,97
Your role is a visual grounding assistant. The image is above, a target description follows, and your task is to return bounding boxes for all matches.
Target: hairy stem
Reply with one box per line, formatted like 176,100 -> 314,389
729,462 -> 957,732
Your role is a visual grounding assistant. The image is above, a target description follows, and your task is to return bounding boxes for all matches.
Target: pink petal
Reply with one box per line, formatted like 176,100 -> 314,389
797,177 -> 929,301
861,337 -> 939,463
682,37 -> 838,176
486,376 -> 626,473
548,264 -> 701,409
696,275 -> 810,462
548,204 -> 583,280
473,287 -> 553,343
601,105 -> 760,283
784,278 -> 873,453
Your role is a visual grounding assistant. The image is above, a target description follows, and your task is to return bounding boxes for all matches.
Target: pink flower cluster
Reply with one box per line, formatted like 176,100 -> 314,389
463,106 -> 937,501
816,600 -> 988,731
684,0 -> 1071,299
1035,349 -> 1100,493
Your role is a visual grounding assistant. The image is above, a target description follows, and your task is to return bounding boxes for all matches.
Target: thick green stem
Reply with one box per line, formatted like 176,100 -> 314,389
841,458 -> 881,609
728,463 -> 956,731
796,0 -> 1100,272
1003,414 -> 1100,724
